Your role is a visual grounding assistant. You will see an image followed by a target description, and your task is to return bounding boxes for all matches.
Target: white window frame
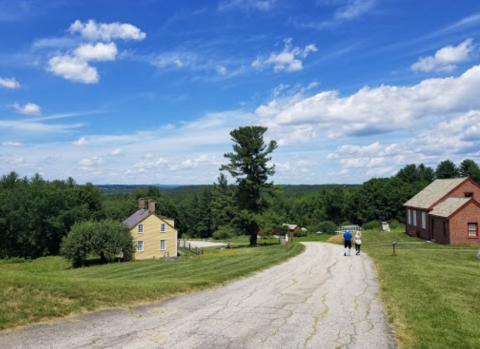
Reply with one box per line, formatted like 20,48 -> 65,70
413,210 -> 417,226
408,209 -> 411,225
160,223 -> 167,233
137,240 -> 144,252
422,212 -> 426,229
160,239 -> 166,250
468,223 -> 478,237
137,224 -> 144,233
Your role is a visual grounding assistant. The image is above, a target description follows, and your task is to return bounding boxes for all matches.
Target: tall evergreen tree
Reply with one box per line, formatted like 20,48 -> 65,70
435,160 -> 460,179
459,159 -> 480,183
220,126 -> 277,246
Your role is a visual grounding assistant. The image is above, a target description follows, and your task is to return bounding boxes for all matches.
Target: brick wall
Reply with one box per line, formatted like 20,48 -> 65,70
405,207 -> 430,239
449,201 -> 480,244
442,180 -> 480,202
430,216 -> 449,244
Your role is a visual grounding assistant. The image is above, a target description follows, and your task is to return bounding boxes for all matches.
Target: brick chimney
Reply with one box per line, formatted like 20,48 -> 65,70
148,199 -> 155,213
138,198 -> 145,210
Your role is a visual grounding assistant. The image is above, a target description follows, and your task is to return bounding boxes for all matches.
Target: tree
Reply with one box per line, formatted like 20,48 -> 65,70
220,126 -> 277,246
460,159 -> 480,183
435,160 -> 460,179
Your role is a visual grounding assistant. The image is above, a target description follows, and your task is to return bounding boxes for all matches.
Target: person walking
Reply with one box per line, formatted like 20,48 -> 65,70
343,229 -> 353,256
354,231 -> 362,255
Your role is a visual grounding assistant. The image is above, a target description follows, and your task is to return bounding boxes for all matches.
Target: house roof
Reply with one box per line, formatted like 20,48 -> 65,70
429,197 -> 472,218
124,209 -> 175,230
283,223 -> 299,230
404,178 -> 468,209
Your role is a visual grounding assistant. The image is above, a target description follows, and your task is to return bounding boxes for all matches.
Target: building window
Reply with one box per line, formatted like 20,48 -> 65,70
138,224 -> 144,233
422,212 -> 426,229
408,209 -> 411,225
413,210 -> 417,226
137,241 -> 144,252
160,239 -> 166,250
468,223 -> 478,237
160,223 -> 167,232
465,192 -> 474,198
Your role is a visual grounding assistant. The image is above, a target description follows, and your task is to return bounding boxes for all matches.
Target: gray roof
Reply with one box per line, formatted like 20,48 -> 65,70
124,209 -> 153,229
429,197 -> 472,218
404,178 -> 467,209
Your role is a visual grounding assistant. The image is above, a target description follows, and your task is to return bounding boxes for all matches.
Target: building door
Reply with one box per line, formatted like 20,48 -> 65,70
430,218 -> 435,240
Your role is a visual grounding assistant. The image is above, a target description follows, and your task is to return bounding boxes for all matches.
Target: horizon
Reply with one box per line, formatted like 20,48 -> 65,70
2,0 -> 480,185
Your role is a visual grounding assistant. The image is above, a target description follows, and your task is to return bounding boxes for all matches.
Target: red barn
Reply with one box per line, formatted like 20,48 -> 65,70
404,178 -> 480,244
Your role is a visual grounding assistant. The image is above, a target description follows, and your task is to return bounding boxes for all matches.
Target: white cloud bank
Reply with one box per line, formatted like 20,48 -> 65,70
252,38 -> 318,72
2,141 -> 22,147
69,20 -> 146,41
411,38 -> 474,72
10,103 -> 41,115
0,76 -> 20,88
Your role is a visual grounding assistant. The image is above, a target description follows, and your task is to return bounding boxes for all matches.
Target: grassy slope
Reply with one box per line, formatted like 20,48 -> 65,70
0,243 -> 304,331
327,230 -> 480,349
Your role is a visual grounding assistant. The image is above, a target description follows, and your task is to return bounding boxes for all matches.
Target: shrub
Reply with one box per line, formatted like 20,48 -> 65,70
362,220 -> 380,231
212,225 -> 235,240
293,229 -> 307,237
317,221 -> 337,235
388,220 -> 403,230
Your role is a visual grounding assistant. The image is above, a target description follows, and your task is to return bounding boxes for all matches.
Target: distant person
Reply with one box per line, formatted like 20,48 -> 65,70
354,231 -> 362,255
343,229 -> 353,256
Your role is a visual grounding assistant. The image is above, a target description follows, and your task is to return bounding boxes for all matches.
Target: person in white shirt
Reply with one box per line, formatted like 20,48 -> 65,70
354,231 -> 362,255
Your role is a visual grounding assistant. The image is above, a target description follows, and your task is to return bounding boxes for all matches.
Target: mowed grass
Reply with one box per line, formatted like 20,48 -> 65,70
0,242 -> 304,331
327,230 -> 480,349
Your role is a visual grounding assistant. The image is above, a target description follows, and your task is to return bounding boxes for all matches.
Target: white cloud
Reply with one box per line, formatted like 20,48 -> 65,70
216,65 -> 227,75
2,141 -> 22,147
79,156 -> 104,166
411,39 -> 474,72
48,55 -> 99,84
110,148 -> 122,156
334,0 -> 376,20
11,103 -> 41,115
143,153 -> 154,159
72,137 -> 89,146
151,52 -> 194,69
0,76 -> 20,88
219,0 -> 277,12
73,42 -> 118,61
181,154 -> 221,169
69,19 -> 146,41
252,39 -> 318,72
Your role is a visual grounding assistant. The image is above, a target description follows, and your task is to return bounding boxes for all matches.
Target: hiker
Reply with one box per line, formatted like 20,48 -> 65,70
343,229 -> 353,256
354,231 -> 362,255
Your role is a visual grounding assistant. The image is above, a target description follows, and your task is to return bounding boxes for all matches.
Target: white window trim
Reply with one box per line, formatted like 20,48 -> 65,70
413,210 -> 417,226
408,209 -> 411,225
137,240 -> 144,252
422,212 -> 426,229
160,223 -> 167,233
160,239 -> 166,250
137,224 -> 144,234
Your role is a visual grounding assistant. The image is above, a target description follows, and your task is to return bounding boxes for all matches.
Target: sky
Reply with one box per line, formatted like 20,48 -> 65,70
2,0 -> 480,185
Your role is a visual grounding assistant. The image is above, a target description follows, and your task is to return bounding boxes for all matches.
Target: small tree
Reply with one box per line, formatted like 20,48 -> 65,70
60,221 -> 95,267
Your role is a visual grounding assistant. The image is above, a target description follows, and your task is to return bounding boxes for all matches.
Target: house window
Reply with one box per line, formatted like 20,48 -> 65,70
465,192 -> 474,198
160,223 -> 167,232
160,239 -> 166,250
422,212 -> 426,229
137,241 -> 144,252
468,223 -> 478,237
413,210 -> 417,226
408,209 -> 411,225
138,224 -> 144,233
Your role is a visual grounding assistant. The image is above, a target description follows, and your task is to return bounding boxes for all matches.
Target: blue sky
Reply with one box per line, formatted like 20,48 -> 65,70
2,0 -> 480,184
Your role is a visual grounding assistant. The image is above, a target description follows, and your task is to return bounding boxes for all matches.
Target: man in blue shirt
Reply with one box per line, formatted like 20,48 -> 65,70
343,229 -> 353,256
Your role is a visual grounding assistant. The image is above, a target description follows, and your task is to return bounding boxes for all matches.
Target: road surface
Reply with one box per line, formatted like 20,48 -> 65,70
0,243 -> 397,349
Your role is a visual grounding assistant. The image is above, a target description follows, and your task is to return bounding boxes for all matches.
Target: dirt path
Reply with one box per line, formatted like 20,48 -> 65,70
0,243 -> 397,349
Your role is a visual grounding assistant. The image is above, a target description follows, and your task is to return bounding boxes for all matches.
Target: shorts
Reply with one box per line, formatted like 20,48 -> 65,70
344,240 -> 352,248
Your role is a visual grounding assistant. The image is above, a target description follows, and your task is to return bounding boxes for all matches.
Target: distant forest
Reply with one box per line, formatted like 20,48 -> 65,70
1,158 -> 479,259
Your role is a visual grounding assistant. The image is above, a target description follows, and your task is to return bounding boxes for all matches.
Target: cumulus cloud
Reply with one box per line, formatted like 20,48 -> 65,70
79,156 -> 104,166
48,55 -> 99,84
69,19 -> 146,41
2,141 -> 22,147
72,137 -> 89,146
180,154 -> 221,169
0,76 -> 20,88
73,42 -> 118,61
411,38 -> 474,72
252,39 -> 318,72
219,0 -> 277,12
110,149 -> 122,156
11,103 -> 41,115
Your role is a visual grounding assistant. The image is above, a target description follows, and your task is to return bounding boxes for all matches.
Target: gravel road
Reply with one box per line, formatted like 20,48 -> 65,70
0,242 -> 397,349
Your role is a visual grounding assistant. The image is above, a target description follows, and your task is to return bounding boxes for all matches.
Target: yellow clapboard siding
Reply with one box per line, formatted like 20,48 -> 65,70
130,214 -> 177,260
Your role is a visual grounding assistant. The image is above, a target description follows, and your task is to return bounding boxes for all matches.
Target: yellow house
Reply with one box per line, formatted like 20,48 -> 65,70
124,198 -> 178,260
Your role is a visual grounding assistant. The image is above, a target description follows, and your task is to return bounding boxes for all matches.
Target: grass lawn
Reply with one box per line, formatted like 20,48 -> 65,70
0,242 -> 304,331
328,230 -> 480,349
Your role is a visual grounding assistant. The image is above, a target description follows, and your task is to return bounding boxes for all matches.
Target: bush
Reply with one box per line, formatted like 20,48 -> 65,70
317,221 -> 337,235
362,220 -> 380,231
212,225 -> 235,240
0,257 -> 31,264
294,229 -> 307,237
388,220 -> 403,230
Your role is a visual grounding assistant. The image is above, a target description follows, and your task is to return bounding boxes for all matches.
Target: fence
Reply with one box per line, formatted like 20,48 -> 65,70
178,239 -> 204,255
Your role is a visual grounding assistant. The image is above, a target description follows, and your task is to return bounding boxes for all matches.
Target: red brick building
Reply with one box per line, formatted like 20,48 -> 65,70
404,178 -> 480,244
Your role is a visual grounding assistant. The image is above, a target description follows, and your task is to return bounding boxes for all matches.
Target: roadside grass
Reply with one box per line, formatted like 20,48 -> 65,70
328,230 -> 480,349
0,242 -> 304,331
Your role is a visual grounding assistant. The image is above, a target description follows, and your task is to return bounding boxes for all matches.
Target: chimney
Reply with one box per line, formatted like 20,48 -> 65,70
138,198 -> 145,210
148,199 -> 155,213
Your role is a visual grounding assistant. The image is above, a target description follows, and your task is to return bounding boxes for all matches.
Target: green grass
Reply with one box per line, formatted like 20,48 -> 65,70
0,243 -> 304,331
329,230 -> 480,349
